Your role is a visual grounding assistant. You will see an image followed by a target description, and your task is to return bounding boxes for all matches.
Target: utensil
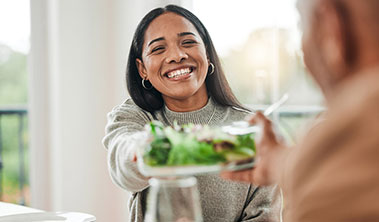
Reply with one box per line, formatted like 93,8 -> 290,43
222,93 -> 289,135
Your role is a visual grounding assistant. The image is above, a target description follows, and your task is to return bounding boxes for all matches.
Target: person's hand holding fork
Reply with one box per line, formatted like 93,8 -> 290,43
221,111 -> 289,186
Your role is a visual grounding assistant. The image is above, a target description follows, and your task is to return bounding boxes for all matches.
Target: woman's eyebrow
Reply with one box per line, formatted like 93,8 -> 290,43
178,32 -> 196,37
148,37 -> 164,46
147,32 -> 195,46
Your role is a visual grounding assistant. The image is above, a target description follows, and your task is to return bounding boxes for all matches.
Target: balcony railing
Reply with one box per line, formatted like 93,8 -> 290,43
0,105 -> 321,206
0,107 -> 28,205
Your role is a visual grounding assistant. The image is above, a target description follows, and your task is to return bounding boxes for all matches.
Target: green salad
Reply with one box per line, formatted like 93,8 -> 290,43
143,121 -> 256,166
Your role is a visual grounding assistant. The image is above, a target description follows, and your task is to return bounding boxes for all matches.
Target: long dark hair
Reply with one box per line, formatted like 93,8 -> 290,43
126,4 -> 247,113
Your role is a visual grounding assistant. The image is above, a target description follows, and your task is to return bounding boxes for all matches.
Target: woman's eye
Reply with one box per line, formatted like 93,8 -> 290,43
151,46 -> 164,53
182,40 -> 197,45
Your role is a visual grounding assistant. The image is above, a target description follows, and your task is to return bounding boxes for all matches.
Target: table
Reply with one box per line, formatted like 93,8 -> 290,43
0,202 -> 96,221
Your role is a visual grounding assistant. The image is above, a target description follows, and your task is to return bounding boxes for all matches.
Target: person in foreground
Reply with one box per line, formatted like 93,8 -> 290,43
102,5 -> 280,222
222,0 -> 379,221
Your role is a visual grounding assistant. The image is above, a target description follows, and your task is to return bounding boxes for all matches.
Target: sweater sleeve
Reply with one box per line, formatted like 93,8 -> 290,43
102,99 -> 152,193
240,185 -> 282,222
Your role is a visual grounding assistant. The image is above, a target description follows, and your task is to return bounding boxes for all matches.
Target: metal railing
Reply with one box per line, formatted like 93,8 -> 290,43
0,105 -> 322,206
0,107 -> 28,205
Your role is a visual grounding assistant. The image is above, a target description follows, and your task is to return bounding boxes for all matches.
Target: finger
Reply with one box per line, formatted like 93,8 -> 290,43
249,113 -> 278,144
248,111 -> 267,125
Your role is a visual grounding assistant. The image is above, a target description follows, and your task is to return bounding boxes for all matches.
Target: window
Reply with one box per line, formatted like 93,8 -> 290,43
0,0 -> 30,204
192,0 -> 324,143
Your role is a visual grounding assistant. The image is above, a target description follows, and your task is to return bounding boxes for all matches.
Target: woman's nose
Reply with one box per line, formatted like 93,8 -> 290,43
165,46 -> 188,63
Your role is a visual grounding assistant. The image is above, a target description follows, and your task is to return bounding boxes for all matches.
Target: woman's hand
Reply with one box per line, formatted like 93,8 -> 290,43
221,112 -> 288,186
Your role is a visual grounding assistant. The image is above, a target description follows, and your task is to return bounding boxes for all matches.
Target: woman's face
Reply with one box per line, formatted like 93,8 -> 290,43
137,12 -> 209,103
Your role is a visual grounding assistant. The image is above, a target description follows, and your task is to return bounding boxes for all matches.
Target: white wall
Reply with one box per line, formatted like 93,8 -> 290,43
28,0 -> 192,221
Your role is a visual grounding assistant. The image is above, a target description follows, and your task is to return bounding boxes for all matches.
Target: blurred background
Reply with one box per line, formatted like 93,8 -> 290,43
0,0 -> 323,221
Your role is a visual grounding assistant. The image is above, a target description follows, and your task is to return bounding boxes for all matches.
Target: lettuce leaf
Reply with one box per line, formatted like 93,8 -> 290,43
143,121 -> 255,166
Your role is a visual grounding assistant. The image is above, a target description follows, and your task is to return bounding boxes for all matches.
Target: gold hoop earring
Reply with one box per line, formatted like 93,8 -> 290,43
142,78 -> 153,90
208,63 -> 215,75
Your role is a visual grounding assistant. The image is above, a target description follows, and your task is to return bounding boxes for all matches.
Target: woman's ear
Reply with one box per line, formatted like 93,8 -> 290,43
136,58 -> 148,80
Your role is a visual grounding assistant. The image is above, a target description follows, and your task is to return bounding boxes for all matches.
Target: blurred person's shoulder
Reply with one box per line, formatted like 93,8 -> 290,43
284,68 -> 379,221
329,67 -> 379,119
290,67 -> 379,176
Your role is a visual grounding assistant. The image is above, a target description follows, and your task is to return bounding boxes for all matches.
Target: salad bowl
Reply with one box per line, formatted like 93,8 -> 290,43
137,121 -> 256,177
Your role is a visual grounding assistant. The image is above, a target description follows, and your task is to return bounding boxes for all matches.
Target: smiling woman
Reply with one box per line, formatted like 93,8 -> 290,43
126,5 -> 246,114
136,12 -> 209,111
102,4 -> 281,222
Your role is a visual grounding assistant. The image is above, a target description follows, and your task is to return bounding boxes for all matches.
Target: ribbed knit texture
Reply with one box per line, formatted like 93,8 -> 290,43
163,98 -> 218,126
103,97 -> 281,222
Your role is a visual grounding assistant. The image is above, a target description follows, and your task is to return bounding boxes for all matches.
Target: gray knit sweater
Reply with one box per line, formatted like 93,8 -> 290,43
103,97 -> 281,222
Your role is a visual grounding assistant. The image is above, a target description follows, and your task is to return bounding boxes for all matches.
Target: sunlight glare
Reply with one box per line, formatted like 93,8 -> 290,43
0,0 -> 30,53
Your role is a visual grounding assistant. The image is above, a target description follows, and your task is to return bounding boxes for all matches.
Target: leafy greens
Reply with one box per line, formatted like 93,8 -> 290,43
143,121 -> 256,166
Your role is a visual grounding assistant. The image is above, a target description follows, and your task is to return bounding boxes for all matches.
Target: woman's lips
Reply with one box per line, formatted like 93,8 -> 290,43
164,67 -> 194,80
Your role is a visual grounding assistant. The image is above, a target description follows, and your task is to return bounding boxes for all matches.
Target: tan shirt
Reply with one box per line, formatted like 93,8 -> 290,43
282,68 -> 379,222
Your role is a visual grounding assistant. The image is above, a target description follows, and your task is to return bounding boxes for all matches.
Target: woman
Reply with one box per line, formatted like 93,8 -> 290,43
103,4 -> 280,222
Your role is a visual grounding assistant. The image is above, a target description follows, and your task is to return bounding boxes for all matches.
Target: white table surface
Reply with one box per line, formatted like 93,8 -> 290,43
0,202 -> 96,221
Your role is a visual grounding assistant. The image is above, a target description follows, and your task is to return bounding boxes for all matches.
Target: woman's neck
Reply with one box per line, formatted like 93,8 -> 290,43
163,86 -> 209,112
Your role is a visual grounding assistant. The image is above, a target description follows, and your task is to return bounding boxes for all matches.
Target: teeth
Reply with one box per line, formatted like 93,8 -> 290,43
167,68 -> 191,78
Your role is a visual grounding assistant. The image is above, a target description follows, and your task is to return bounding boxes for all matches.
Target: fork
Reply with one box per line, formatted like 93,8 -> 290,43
222,93 -> 289,135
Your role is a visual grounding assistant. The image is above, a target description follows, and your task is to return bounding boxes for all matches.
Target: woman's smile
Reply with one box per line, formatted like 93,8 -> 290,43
164,66 -> 195,80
